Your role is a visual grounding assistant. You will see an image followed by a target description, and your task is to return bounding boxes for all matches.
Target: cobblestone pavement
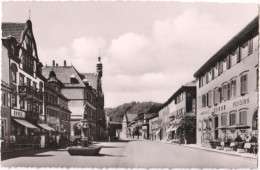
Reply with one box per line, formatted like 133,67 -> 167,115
1,139 -> 257,168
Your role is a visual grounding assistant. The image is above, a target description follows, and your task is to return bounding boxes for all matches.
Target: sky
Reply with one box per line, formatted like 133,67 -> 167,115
2,2 -> 258,108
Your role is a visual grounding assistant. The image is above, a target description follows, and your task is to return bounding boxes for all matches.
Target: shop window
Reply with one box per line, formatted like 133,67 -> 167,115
229,112 -> 236,126
74,124 -> 81,136
221,114 -> 228,126
240,74 -> 248,95
239,110 -> 247,125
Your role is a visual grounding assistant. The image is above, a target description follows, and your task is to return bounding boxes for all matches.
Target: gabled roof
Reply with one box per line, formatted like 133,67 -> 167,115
42,66 -> 86,87
81,73 -> 97,90
2,22 -> 27,41
194,16 -> 258,77
126,113 -> 137,122
159,80 -> 196,111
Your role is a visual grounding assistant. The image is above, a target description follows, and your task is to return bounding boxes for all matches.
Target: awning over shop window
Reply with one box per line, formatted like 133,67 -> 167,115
166,126 -> 174,133
13,119 -> 38,129
38,124 -> 55,131
155,129 -> 161,135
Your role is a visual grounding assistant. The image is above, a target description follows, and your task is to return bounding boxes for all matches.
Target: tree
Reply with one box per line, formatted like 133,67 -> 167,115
177,116 -> 196,144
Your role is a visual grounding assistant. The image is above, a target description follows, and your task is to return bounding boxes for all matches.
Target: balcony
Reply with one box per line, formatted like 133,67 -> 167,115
19,86 -> 43,102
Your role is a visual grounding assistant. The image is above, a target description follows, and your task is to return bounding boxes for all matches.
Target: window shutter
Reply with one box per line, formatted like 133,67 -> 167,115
227,56 -> 230,69
248,39 -> 253,54
237,48 -> 241,63
227,83 -> 231,100
212,68 -> 215,80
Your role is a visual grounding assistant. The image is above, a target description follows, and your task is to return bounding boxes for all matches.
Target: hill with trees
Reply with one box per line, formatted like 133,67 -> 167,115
105,101 -> 161,123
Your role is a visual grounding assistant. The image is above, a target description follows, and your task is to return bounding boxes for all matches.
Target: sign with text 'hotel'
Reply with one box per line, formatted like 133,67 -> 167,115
11,109 -> 26,118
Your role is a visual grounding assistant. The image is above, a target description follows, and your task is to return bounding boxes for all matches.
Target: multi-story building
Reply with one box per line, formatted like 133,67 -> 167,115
149,112 -> 159,140
167,80 -> 196,144
158,104 -> 170,141
2,20 -> 45,146
1,33 -> 12,151
194,17 -> 258,147
42,58 -> 105,140
44,70 -> 71,143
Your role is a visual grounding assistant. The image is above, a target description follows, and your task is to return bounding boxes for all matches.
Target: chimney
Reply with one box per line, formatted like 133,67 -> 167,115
53,60 -> 55,66
56,63 -> 58,67
64,60 -> 66,67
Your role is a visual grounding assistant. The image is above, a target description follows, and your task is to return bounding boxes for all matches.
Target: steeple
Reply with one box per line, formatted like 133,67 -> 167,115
96,55 -> 103,93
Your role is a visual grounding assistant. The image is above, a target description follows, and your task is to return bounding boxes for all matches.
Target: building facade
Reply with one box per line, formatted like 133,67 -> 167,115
194,17 -> 258,146
2,20 -> 46,148
42,58 -> 105,140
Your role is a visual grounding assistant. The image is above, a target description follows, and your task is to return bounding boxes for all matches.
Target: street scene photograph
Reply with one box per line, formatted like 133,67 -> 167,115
0,1 -> 259,169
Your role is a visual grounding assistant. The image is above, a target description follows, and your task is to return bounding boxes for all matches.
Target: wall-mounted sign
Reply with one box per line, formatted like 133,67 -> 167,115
214,105 -> 226,113
11,109 -> 25,118
233,97 -> 249,108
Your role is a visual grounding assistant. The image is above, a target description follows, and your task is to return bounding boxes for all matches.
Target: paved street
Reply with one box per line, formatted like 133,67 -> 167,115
1,140 -> 257,168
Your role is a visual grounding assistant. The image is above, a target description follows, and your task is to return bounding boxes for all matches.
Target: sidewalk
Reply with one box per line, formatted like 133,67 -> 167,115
185,144 -> 257,160
150,139 -> 257,160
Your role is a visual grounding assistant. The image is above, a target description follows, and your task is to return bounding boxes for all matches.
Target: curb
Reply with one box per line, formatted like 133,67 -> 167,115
149,139 -> 257,160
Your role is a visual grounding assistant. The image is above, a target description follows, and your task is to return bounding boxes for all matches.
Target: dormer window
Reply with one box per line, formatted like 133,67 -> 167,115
70,74 -> 78,84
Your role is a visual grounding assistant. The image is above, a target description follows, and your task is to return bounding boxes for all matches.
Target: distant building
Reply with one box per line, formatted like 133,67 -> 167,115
194,17 -> 258,147
42,58 -> 105,140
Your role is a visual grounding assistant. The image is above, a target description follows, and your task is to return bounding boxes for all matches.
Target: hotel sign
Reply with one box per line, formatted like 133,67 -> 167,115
11,110 -> 25,118
233,97 -> 249,108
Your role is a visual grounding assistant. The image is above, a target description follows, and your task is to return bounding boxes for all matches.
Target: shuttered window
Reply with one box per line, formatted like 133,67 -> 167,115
230,113 -> 236,126
202,94 -> 207,108
213,88 -> 219,105
222,84 -> 228,101
239,111 -> 247,125
207,91 -> 212,107
237,48 -> 241,63
248,39 -> 253,54
240,74 -> 248,95
221,114 -> 228,126
231,79 -> 236,97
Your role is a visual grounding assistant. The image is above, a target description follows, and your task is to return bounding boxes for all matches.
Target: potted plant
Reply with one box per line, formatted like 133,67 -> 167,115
209,139 -> 220,149
235,134 -> 245,153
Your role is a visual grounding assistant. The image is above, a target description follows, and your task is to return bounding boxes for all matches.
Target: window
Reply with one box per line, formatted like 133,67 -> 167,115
219,87 -> 222,103
202,94 -> 207,108
207,91 -> 212,107
237,47 -> 241,63
27,101 -> 31,111
2,92 -> 6,106
11,71 -> 16,83
221,114 -> 228,126
213,88 -> 219,105
206,73 -> 209,84
20,98 -> 25,109
1,119 -> 7,138
33,82 -> 37,90
226,55 -> 231,69
12,93 -> 17,107
19,74 -> 24,85
240,74 -> 248,95
239,110 -> 247,125
231,79 -> 237,97
248,39 -> 253,54
26,78 -> 31,87
212,68 -> 215,80
240,41 -> 249,59
252,110 -> 258,130
218,61 -> 223,75
257,68 -> 259,90
230,112 -> 236,126
227,83 -> 231,100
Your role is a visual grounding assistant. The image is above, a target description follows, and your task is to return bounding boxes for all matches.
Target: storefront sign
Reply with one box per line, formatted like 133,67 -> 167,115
233,97 -> 249,108
214,105 -> 226,113
11,109 -> 25,118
